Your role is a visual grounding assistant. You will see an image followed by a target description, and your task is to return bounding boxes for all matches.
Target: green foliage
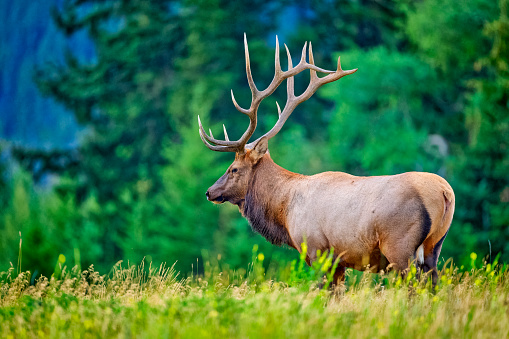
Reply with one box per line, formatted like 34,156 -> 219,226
321,47 -> 441,175
1,259 -> 509,338
453,0 -> 509,259
0,173 -> 103,276
287,242 -> 340,289
1,0 -> 508,276
404,0 -> 498,75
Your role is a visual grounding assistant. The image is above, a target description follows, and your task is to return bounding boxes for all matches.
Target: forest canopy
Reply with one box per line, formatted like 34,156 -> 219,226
0,0 -> 507,277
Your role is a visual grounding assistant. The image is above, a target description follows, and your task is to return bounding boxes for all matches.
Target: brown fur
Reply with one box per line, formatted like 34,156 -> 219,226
241,155 -> 300,248
206,139 -> 455,284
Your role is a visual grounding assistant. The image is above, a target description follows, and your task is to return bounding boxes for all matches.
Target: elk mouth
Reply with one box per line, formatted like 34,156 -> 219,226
210,196 -> 225,204
206,191 -> 225,204
210,195 -> 225,205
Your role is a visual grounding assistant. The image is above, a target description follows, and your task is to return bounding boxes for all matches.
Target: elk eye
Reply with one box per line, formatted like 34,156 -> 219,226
231,168 -> 238,174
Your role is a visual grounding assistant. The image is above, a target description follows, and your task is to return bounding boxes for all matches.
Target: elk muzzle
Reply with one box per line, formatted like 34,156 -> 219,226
205,189 -> 225,204
205,173 -> 228,204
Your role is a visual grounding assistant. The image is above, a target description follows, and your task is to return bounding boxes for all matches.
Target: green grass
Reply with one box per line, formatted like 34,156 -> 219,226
1,251 -> 508,338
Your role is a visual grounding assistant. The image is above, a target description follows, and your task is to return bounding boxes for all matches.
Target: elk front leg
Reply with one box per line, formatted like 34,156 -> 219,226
331,265 -> 346,286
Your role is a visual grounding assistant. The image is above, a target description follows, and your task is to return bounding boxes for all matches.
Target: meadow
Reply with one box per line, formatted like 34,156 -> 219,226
1,248 -> 508,338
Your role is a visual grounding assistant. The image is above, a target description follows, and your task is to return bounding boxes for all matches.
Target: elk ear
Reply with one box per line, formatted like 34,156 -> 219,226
249,137 -> 269,163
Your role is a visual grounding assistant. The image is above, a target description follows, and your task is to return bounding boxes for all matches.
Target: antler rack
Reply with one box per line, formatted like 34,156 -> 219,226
198,34 -> 357,153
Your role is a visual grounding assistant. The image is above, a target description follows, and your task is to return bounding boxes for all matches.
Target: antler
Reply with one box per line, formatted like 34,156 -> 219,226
198,34 -> 357,153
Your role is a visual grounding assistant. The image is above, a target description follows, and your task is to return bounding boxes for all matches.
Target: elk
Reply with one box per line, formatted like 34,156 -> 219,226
198,35 -> 455,283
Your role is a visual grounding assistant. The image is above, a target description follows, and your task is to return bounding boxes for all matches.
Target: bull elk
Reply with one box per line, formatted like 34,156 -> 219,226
198,35 -> 455,283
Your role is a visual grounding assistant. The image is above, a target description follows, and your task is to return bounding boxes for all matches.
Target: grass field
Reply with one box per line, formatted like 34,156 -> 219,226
1,250 -> 508,338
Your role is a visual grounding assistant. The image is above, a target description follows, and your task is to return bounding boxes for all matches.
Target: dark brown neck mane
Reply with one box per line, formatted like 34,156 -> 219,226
241,154 -> 302,248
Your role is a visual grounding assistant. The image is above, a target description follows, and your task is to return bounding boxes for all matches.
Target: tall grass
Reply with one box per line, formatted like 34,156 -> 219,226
0,249 -> 508,338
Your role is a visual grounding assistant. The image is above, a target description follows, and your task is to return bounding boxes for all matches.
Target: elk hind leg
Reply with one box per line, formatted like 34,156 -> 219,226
380,229 -> 422,274
418,230 -> 449,287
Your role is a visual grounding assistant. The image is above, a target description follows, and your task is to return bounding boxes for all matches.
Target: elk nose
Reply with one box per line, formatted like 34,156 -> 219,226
205,191 -> 210,199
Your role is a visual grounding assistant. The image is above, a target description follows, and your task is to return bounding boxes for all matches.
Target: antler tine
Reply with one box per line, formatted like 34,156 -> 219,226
231,90 -> 250,115
308,42 -> 318,82
292,52 -> 358,106
319,55 -> 358,86
197,115 -> 241,148
197,34 -> 266,153
331,56 -> 358,78
257,41 -> 333,100
223,124 -> 229,141
199,35 -> 357,153
198,128 -> 239,152
244,33 -> 258,96
275,36 -> 282,75
285,44 -> 295,100
282,41 -> 335,79
300,41 -> 307,64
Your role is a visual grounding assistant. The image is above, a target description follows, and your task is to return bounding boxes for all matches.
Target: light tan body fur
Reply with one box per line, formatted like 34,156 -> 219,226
234,151 -> 454,280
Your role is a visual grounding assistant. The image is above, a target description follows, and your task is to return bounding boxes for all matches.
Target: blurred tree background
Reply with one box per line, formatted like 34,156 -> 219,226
0,0 -> 507,277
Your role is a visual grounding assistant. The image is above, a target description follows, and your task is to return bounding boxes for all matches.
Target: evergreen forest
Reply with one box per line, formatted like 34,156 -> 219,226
1,0 -> 508,279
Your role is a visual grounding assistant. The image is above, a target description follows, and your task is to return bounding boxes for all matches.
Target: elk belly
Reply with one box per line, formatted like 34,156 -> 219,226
286,172 -> 423,271
286,180 -> 380,267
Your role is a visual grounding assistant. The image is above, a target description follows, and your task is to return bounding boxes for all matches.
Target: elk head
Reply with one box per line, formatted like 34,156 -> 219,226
198,34 -> 357,207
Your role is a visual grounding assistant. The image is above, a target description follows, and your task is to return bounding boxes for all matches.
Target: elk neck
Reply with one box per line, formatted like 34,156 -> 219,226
240,154 -> 304,248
